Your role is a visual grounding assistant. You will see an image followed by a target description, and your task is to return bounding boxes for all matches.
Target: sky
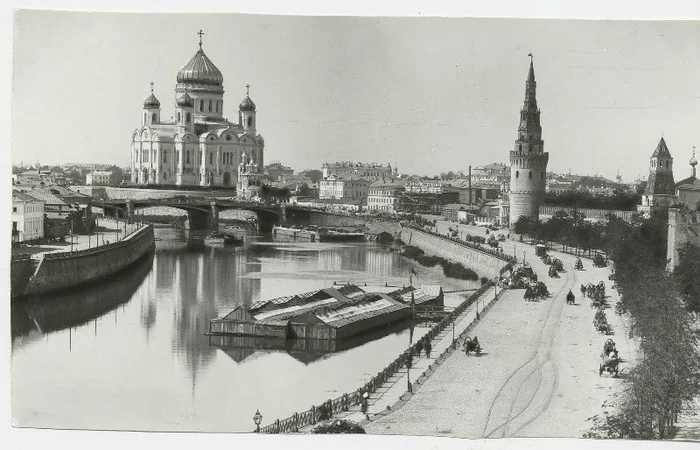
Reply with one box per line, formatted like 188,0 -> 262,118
11,11 -> 700,182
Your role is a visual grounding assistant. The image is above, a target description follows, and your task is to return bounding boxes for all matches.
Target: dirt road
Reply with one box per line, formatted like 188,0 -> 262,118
365,241 -> 637,438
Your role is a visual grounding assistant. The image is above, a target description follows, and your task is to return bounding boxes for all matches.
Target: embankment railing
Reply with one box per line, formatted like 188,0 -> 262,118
257,276 -> 507,434
404,225 -> 517,264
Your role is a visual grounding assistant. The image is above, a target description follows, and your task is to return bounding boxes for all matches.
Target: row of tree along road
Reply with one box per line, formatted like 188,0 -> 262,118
514,209 -> 699,439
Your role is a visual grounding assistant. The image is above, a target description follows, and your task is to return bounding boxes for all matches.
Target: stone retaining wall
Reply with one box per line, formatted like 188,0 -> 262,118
13,225 -> 155,299
399,227 -> 508,279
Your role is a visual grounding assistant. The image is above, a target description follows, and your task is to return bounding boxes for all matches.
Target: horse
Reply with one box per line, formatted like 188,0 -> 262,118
580,284 -> 587,298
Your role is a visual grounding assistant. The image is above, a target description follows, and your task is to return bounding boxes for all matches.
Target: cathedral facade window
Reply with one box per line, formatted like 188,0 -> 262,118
186,112 -> 191,123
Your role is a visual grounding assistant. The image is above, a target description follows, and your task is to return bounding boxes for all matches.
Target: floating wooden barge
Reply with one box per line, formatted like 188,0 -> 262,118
271,225 -> 365,243
209,283 -> 443,341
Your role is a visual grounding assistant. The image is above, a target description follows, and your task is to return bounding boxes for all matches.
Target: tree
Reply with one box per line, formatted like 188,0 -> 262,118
674,243 -> 700,313
299,169 -> 323,183
513,215 -> 530,235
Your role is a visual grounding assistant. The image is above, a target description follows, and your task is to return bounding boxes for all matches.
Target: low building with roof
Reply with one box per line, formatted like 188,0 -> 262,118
209,284 -> 442,341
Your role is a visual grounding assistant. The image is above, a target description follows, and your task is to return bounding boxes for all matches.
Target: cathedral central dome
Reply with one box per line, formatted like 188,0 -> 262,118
176,48 -> 224,86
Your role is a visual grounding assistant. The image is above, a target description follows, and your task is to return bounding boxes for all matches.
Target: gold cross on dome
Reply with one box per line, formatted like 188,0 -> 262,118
246,84 -> 250,95
197,30 -> 204,48
150,81 -> 154,93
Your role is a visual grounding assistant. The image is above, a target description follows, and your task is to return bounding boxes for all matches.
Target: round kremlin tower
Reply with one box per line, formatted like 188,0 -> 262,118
508,55 -> 549,228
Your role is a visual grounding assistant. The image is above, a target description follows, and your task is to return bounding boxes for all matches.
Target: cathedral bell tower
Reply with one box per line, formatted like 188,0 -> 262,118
509,55 -> 549,228
175,89 -> 195,133
142,82 -> 161,126
239,84 -> 257,135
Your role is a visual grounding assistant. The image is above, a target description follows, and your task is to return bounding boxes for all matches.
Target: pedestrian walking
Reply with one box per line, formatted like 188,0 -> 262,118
425,340 -> 432,359
415,340 -> 424,357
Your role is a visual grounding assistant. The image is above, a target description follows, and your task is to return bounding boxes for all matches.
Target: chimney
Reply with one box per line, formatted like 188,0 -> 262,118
468,165 -> 472,206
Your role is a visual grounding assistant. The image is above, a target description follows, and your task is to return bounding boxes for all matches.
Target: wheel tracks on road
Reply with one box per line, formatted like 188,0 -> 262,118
481,261 -> 575,438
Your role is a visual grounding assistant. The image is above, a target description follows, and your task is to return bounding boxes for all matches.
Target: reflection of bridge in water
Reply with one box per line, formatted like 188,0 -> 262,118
98,198 -> 367,232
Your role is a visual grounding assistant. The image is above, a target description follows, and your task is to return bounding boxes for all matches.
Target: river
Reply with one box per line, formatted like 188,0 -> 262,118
11,227 -> 480,432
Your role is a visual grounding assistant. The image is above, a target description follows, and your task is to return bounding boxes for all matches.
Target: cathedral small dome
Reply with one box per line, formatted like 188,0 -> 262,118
690,148 -> 698,167
177,92 -> 195,108
143,92 -> 160,108
239,95 -> 256,112
176,48 -> 224,86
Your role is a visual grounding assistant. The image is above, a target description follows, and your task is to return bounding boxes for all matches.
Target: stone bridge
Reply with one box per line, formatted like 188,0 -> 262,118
98,198 -> 368,232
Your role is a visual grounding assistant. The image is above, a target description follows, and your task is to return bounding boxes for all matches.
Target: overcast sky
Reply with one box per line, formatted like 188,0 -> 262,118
11,11 -> 700,181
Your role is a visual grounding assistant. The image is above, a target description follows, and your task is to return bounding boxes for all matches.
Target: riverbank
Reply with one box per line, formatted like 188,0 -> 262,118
11,222 -> 155,300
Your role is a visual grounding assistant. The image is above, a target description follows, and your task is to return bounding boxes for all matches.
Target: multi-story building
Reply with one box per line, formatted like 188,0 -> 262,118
318,176 -> 369,201
131,32 -> 265,188
264,162 -> 294,182
322,162 -> 396,181
367,179 -> 406,213
509,56 -> 549,228
12,190 -> 44,242
86,171 -> 113,186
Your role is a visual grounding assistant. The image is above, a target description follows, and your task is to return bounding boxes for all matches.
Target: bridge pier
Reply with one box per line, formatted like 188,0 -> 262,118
208,202 -> 219,232
126,200 -> 134,224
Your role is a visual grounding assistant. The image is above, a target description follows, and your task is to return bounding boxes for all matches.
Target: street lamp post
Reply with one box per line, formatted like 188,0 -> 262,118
253,409 -> 263,433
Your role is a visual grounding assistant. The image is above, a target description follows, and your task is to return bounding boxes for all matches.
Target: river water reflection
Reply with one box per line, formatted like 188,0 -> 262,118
11,227 -> 479,432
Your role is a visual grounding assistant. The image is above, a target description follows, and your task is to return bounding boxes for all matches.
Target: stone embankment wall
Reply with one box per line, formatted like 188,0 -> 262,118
539,205 -> 637,222
667,208 -> 700,269
12,225 -> 155,299
399,227 -> 510,279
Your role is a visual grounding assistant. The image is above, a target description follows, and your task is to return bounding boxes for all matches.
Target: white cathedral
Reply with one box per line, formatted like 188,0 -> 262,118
131,32 -> 265,194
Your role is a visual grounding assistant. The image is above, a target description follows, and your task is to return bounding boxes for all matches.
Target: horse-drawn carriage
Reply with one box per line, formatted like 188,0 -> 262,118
599,339 -> 620,377
524,281 -> 549,301
593,310 -> 611,334
504,265 -> 538,289
535,244 -> 547,257
593,253 -> 607,268
464,337 -> 482,356
551,258 -> 564,273
548,266 -> 559,278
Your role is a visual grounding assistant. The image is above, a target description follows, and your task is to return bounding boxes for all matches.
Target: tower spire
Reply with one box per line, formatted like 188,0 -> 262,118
691,146 -> 697,178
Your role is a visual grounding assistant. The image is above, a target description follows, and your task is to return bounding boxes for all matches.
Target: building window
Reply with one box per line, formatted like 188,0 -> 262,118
143,112 -> 147,123
208,100 -> 212,112
200,99 -> 204,111
177,112 -> 181,122
209,152 -> 213,165
247,117 -> 253,127
12,207 -> 17,213
516,171 -> 519,179
216,101 -> 220,113
186,151 -> 190,164
186,112 -> 191,123
152,113 -> 157,123
163,151 -> 167,163
529,171 -> 532,179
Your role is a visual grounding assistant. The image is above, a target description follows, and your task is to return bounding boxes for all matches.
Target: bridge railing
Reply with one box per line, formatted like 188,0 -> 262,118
257,280 -> 498,434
